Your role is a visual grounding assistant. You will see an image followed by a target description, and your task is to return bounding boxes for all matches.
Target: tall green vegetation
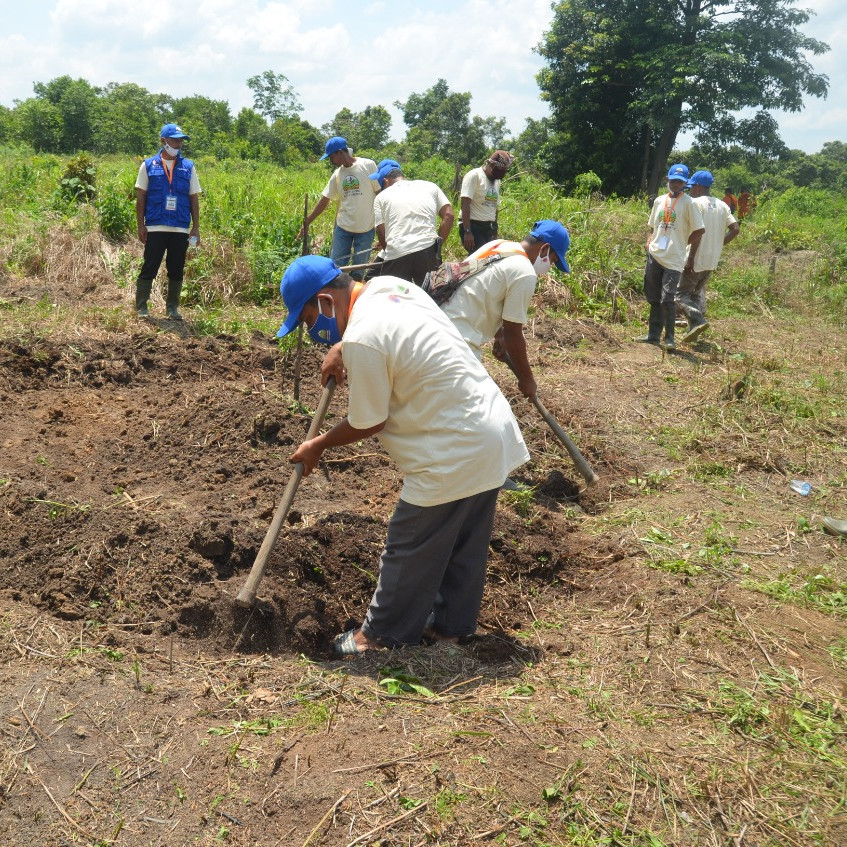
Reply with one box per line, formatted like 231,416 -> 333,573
1,148 -> 844,326
536,0 -> 830,196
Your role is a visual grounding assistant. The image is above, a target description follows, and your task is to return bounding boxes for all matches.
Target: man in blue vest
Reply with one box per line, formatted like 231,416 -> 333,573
134,123 -> 201,320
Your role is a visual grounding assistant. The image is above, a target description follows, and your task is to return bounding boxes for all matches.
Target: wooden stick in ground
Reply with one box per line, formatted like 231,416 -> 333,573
294,193 -> 310,402
235,377 -> 336,606
293,324 -> 304,403
501,353 -> 599,486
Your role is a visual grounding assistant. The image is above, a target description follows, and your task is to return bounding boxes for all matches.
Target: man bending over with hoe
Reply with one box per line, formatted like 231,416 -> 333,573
276,255 -> 529,655
440,219 -> 571,401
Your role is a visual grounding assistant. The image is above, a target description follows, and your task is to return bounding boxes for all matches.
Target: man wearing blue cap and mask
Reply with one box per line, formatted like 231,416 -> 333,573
370,160 -> 454,286
439,220 -> 571,401
296,137 -> 379,278
676,170 -> 740,342
134,123 -> 201,319
276,255 -> 529,655
639,163 -> 705,350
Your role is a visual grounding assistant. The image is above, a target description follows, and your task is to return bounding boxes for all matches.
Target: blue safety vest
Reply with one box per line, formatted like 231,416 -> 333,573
143,153 -> 194,228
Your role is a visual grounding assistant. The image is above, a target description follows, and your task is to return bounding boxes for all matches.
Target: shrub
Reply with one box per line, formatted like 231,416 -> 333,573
97,180 -> 135,241
59,153 -> 96,203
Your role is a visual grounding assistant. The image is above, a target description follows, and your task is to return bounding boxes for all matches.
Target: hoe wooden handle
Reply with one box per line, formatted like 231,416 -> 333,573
235,377 -> 337,607
529,394 -> 599,487
501,354 -> 599,487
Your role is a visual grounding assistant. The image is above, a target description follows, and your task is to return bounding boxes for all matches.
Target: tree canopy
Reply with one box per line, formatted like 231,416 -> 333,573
394,79 -> 509,166
321,105 -> 393,153
537,0 -> 830,195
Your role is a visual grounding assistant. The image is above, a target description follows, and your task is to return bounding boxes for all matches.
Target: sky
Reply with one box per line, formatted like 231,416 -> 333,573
1,0 -> 843,155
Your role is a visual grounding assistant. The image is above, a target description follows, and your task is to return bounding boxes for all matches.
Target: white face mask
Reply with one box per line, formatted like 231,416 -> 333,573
163,142 -> 181,157
533,246 -> 553,276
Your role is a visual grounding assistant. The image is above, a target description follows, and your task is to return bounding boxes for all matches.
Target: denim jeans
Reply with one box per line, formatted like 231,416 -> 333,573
330,226 -> 375,278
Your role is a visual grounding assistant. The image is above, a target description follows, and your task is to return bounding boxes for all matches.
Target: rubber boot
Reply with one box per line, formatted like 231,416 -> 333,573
635,304 -> 663,345
166,278 -> 183,321
661,303 -> 677,351
680,303 -> 710,343
135,278 -> 153,318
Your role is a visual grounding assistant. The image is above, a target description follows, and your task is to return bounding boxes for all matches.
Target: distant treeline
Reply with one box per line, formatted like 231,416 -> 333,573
1,72 -> 845,197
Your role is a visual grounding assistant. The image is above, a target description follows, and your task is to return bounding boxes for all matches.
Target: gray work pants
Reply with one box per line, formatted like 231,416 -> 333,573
361,487 -> 500,647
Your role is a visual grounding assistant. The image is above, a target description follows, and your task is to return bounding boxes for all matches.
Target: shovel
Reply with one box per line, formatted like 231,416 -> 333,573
235,377 -> 337,606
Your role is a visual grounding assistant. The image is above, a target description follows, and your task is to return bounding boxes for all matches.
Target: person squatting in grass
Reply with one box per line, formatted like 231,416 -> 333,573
440,220 -> 571,402
369,160 -> 454,286
638,163 -> 705,351
276,255 -> 529,655
676,170 -> 740,343
297,136 -> 379,279
134,123 -> 201,320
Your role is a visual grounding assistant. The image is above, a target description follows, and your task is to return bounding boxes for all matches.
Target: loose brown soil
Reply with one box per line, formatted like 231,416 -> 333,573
1,251 -> 846,846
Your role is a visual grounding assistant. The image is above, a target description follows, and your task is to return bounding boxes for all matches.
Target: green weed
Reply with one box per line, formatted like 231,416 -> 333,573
744,569 -> 847,616
378,668 -> 434,697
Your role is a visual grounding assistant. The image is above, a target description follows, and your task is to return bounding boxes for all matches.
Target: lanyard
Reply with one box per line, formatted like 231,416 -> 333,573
347,282 -> 365,319
662,193 -> 681,227
161,155 -> 176,190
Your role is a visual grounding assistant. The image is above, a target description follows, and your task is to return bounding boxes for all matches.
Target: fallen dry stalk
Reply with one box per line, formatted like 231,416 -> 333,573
345,801 -> 428,847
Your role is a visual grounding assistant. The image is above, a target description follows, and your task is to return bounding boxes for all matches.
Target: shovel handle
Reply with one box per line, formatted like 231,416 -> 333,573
235,377 -> 337,606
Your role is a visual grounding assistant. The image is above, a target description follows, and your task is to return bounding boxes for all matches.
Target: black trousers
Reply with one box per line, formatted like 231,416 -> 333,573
460,219 -> 498,254
378,240 -> 441,286
138,231 -> 188,282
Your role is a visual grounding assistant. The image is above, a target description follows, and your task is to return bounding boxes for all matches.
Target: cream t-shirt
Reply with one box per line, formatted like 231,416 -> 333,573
322,158 -> 379,233
374,179 -> 450,260
342,276 -> 529,507
687,195 -> 736,272
440,241 -> 536,360
460,166 -> 500,221
647,191 -> 704,272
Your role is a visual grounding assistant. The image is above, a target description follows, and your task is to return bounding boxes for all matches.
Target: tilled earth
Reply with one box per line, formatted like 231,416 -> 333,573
0,325 -> 612,658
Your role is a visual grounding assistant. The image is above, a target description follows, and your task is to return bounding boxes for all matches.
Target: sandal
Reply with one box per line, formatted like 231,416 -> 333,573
333,628 -> 369,656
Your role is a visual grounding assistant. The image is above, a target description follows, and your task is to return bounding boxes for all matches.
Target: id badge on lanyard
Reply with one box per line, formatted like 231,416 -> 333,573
166,194 -> 177,211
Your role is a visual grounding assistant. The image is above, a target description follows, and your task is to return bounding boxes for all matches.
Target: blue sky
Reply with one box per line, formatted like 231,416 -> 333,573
1,0 -> 842,154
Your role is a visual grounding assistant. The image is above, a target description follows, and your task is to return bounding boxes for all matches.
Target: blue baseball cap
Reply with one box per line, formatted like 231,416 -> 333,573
276,255 -> 342,338
368,159 -> 402,188
687,169 -> 714,188
160,123 -> 190,140
530,220 -> 571,273
667,163 -> 689,181
320,136 -> 348,160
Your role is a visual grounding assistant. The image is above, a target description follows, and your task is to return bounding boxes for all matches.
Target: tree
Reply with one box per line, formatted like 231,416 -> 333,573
0,105 -> 12,145
394,79 -> 500,165
472,115 -> 511,150
512,117 -> 552,175
33,76 -> 101,153
321,105 -> 392,152
14,98 -> 63,152
168,95 -> 233,157
94,83 -> 167,155
537,0 -> 830,196
246,71 -> 302,123
353,105 -> 392,150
